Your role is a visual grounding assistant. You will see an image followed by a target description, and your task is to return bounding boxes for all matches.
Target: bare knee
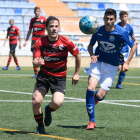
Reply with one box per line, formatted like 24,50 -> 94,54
51,100 -> 63,110
96,89 -> 107,99
87,86 -> 95,91
32,98 -> 41,107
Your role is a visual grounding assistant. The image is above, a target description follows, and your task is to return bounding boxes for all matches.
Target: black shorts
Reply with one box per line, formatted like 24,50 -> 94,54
35,71 -> 66,95
31,40 -> 36,52
10,44 -> 17,53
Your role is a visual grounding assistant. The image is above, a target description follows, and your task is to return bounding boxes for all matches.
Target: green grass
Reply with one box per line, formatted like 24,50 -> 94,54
0,67 -> 140,140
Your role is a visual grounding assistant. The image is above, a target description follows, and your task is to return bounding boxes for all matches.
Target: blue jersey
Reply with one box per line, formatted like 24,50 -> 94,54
117,22 -> 134,53
90,25 -> 134,66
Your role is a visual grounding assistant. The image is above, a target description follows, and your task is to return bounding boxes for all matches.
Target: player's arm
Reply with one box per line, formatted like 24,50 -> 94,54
132,35 -> 136,42
18,33 -> 21,49
33,57 -> 45,68
122,43 -> 137,72
88,33 -> 99,63
33,39 -> 45,68
67,41 -> 81,85
3,32 -> 9,47
23,29 -> 32,47
72,52 -> 81,85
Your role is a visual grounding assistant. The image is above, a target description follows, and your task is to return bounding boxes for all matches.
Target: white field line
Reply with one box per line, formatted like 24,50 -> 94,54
100,101 -> 140,108
0,74 -> 140,78
1,89 -> 140,107
0,100 -> 85,103
0,90 -> 85,101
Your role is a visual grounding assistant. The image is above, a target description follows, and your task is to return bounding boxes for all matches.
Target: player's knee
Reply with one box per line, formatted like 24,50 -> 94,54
32,98 -> 41,106
87,86 -> 95,91
96,94 -> 105,100
52,101 -> 63,110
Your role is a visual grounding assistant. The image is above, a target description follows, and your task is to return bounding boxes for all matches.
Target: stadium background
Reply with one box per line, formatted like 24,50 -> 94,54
0,0 -> 140,68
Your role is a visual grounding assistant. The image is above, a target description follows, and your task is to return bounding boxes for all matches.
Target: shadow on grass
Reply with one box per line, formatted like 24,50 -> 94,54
57,125 -> 105,129
2,130 -> 54,135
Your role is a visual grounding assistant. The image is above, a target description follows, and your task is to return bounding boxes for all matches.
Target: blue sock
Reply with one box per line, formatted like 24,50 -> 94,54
117,72 -> 126,85
86,89 -> 95,122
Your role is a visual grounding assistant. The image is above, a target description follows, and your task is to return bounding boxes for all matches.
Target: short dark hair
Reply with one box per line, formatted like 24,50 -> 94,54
9,19 -> 14,22
119,11 -> 128,17
104,8 -> 117,19
46,16 -> 60,27
34,6 -> 40,12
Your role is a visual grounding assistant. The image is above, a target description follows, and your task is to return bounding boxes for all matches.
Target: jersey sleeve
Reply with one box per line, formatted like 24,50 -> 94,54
90,33 -> 97,46
121,30 -> 134,48
6,28 -> 9,37
67,41 -> 79,56
29,19 -> 33,30
130,26 -> 134,36
16,27 -> 20,35
33,39 -> 41,58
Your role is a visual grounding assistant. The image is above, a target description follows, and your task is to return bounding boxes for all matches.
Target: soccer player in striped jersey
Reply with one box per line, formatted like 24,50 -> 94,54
32,16 -> 81,134
116,11 -> 136,89
23,7 -> 46,78
2,19 -> 21,70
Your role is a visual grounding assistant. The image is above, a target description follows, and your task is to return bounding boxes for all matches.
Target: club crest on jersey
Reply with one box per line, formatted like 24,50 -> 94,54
59,44 -> 64,50
109,35 -> 115,41
41,19 -> 44,23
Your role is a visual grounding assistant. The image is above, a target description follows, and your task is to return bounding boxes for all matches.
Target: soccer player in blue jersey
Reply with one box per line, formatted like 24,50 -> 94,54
84,8 -> 137,130
116,11 -> 136,89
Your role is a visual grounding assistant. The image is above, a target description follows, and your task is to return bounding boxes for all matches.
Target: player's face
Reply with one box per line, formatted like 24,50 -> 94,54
34,9 -> 41,18
120,14 -> 128,24
104,15 -> 117,31
46,20 -> 60,40
9,20 -> 14,26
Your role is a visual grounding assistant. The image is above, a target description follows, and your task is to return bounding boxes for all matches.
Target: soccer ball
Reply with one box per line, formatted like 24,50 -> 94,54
79,15 -> 99,34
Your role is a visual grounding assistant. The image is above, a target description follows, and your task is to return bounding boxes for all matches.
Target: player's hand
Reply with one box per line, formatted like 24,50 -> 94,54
23,41 -> 27,47
19,44 -> 21,49
122,62 -> 129,72
72,73 -> 79,85
91,55 -> 99,63
38,57 -> 45,66
3,44 -> 5,47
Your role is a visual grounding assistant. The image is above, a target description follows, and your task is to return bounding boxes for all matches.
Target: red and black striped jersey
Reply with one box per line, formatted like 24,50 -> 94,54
7,26 -> 20,44
29,16 -> 46,40
34,35 -> 79,77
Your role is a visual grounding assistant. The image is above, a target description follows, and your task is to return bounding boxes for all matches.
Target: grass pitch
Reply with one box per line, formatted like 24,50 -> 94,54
0,67 -> 140,140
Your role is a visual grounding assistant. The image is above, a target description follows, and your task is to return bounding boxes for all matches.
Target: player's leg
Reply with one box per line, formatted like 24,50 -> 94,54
44,92 -> 64,126
84,62 -> 101,130
32,86 -> 47,134
2,44 -> 14,70
2,52 -> 12,70
44,76 -> 66,126
10,44 -> 20,70
86,76 -> 98,130
116,53 -> 128,89
31,40 -> 38,78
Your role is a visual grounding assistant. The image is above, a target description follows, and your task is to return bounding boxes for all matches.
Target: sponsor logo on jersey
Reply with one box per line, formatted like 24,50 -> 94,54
109,35 -> 115,41
99,41 -> 117,53
44,56 -> 59,61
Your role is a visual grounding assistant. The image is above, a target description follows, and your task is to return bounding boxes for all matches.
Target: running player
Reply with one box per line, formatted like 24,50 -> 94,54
23,7 -> 46,78
116,11 -> 136,89
84,8 -> 137,130
2,19 -> 21,70
32,16 -> 81,134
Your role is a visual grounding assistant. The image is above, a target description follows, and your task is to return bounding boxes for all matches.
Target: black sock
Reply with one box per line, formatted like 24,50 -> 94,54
46,105 -> 55,113
34,113 -> 44,127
